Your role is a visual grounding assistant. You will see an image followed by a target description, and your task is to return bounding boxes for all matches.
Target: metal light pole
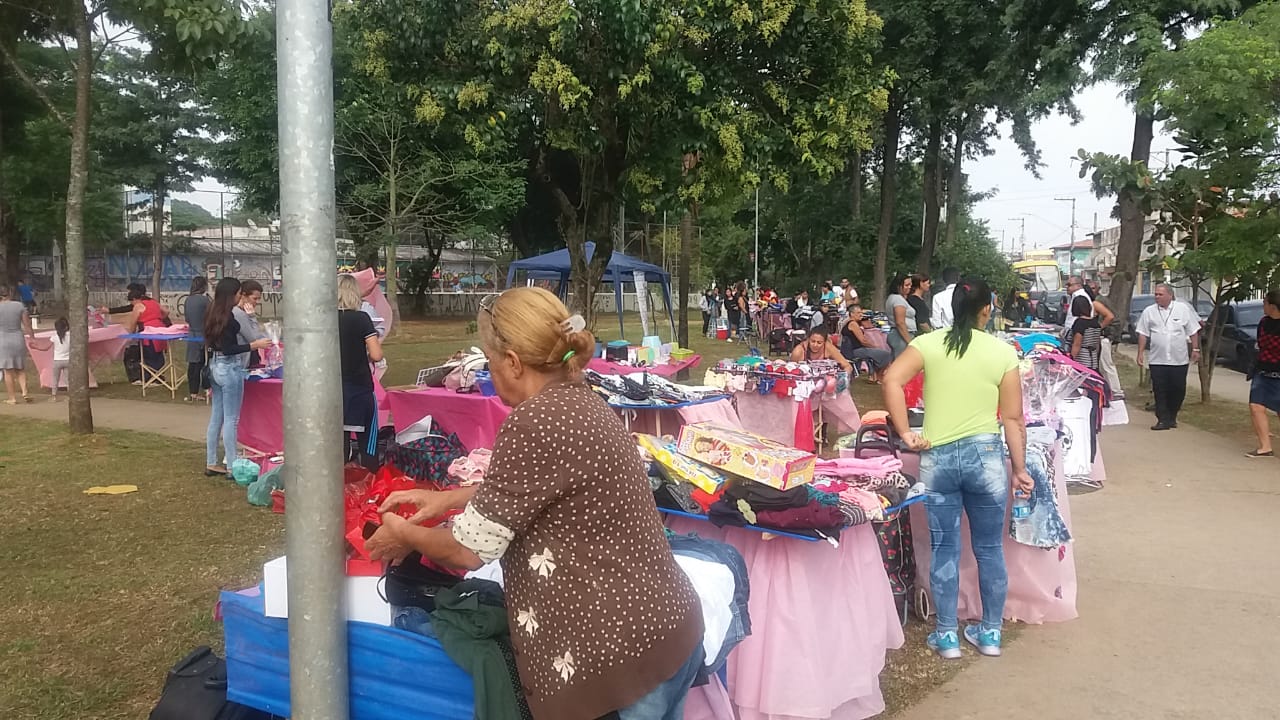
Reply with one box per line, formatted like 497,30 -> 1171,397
1008,216 -> 1027,259
277,0 -> 349,717
1055,197 -> 1077,275
753,183 -> 759,289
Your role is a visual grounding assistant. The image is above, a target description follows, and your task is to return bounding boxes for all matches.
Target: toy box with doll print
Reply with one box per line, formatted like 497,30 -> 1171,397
676,422 -> 816,490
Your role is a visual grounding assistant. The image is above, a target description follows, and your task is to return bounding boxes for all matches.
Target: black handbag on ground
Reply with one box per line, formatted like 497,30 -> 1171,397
148,646 -> 277,720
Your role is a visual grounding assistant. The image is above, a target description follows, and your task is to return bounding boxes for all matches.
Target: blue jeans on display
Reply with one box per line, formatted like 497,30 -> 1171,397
206,355 -> 247,466
666,534 -> 750,673
920,433 -> 1009,634
613,643 -> 706,720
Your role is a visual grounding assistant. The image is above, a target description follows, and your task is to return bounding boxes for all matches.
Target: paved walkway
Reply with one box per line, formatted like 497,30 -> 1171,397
898,406 -> 1280,719
0,396 -> 210,442
5,394 -> 1277,717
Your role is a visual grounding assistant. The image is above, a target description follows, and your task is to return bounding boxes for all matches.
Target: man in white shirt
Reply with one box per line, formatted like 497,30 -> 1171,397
1136,283 -> 1202,431
1062,276 -> 1115,334
931,267 -> 960,330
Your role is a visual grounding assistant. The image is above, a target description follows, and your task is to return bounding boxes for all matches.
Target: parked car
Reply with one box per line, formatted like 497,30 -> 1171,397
1036,290 -> 1070,325
1210,300 -> 1265,371
1122,294 -> 1212,343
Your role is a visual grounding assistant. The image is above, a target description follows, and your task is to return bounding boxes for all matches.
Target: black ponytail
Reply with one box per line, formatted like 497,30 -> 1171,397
944,277 -> 993,359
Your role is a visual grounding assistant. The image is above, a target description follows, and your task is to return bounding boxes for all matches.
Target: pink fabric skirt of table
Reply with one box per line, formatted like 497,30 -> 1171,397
587,355 -> 701,378
30,324 -> 129,389
619,398 -> 740,438
241,378 -> 392,457
900,442 -> 1085,625
386,386 -> 512,452
733,391 -> 861,452
665,518 -> 904,720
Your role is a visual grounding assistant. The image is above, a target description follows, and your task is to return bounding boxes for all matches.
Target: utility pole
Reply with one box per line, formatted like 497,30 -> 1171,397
1055,197 -> 1077,275
1008,216 -> 1027,259
277,0 -> 349,718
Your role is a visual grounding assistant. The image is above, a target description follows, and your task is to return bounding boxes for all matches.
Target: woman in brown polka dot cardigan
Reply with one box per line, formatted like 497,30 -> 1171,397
366,287 -> 704,720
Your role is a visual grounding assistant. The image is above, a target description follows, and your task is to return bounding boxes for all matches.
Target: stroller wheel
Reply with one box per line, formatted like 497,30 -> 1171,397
912,586 -> 933,621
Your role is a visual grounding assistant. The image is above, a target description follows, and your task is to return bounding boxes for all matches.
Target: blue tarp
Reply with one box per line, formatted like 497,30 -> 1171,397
506,242 -> 676,340
222,589 -> 475,719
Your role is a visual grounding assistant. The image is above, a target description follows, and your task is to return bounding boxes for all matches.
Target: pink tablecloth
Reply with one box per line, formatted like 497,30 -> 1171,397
386,386 -> 512,452
618,398 -> 739,438
666,518 -> 904,720
734,391 -> 861,452
30,324 -> 130,389
587,355 -> 701,378
900,442 -> 1086,625
241,378 -> 392,457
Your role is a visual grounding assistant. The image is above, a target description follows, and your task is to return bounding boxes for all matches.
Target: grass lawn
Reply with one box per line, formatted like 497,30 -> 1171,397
0,418 -> 283,720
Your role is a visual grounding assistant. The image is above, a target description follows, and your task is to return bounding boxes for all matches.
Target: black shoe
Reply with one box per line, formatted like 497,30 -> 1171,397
1151,423 -> 1172,431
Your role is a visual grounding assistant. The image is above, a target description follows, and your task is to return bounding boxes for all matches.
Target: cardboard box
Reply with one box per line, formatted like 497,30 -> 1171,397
262,556 -> 392,626
636,433 -> 726,494
677,422 -> 816,490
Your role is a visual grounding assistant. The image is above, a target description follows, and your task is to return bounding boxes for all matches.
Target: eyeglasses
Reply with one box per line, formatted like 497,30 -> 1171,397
479,293 -> 509,346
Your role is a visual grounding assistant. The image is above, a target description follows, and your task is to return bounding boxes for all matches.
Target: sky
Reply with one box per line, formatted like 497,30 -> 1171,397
174,80 -> 1178,251
966,80 -> 1178,253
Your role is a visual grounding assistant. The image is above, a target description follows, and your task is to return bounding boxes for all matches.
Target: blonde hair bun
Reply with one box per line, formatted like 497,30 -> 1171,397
480,287 -> 597,376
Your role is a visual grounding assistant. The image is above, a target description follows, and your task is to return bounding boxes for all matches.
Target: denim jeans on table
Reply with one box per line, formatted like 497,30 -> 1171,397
920,433 -> 1009,634
601,643 -> 705,720
667,534 -> 750,672
206,354 -> 247,466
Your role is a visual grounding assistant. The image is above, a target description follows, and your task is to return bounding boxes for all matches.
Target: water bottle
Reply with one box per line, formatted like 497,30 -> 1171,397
1011,491 -> 1032,520
1010,490 -> 1033,544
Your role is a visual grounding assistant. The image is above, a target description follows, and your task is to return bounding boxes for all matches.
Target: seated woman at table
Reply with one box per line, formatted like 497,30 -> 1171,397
126,283 -> 171,375
204,278 -> 273,477
882,277 -> 1033,660
366,286 -> 704,720
790,327 -> 852,372
840,306 -> 893,382
338,274 -> 384,468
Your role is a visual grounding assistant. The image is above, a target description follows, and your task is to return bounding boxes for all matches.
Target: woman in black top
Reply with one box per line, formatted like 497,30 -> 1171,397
1247,289 -> 1280,457
1068,294 -> 1103,372
204,278 -> 272,476
840,305 -> 894,381
909,274 -> 933,333
338,274 -> 385,466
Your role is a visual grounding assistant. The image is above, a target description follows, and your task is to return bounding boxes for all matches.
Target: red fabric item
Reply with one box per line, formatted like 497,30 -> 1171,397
903,372 -> 924,409
343,464 -> 463,559
793,398 -> 816,452
270,489 -> 285,514
346,558 -> 383,577
690,485 -> 725,513
136,299 -> 169,351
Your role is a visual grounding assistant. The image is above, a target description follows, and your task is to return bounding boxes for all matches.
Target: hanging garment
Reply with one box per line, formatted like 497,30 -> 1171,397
430,580 -> 532,720
1009,443 -> 1073,550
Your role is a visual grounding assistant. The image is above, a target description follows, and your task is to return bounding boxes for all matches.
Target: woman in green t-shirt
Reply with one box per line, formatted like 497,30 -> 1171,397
882,278 -> 1034,661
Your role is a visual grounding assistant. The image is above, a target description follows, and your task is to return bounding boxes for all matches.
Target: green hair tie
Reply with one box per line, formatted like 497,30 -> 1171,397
562,350 -> 576,363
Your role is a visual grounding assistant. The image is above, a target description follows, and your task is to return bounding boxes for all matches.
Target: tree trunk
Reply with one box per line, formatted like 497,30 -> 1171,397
677,208 -> 693,348
849,149 -> 862,221
917,118 -> 943,275
65,0 -> 94,434
0,197 -> 18,283
385,166 -> 400,334
944,121 -> 965,246
151,180 -> 165,297
1107,107 -> 1155,327
873,92 -> 901,309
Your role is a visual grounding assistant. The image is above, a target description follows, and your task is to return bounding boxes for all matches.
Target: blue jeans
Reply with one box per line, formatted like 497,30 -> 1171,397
920,433 -> 1009,634
206,355 -> 247,466
613,643 -> 705,720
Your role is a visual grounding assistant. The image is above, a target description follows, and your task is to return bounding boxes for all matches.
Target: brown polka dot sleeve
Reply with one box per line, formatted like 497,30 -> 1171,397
464,381 -> 702,720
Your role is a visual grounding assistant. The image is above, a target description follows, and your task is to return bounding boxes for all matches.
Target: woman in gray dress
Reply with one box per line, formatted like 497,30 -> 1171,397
0,284 -> 37,404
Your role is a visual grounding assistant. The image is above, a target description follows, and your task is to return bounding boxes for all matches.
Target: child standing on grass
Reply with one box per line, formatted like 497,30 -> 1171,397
31,317 -> 71,400
49,317 -> 70,400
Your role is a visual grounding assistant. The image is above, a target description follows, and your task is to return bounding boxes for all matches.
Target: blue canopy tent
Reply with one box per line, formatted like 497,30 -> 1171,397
506,242 -> 676,340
